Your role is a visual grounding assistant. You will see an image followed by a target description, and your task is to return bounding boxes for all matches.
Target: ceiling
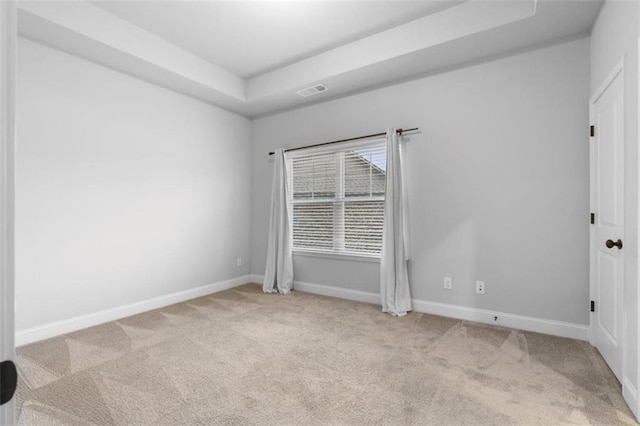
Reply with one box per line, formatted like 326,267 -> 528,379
93,1 -> 462,78
17,1 -> 603,118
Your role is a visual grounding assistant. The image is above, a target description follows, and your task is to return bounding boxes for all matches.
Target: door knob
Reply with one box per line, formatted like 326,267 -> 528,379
606,239 -> 623,249
0,360 -> 17,405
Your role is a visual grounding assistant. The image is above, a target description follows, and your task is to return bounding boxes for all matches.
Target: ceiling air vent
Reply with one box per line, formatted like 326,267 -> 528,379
297,84 -> 328,97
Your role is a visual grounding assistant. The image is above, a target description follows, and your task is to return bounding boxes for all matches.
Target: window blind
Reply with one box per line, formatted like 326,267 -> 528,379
287,140 -> 386,256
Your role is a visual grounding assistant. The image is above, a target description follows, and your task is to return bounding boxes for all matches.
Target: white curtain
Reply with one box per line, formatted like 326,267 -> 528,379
263,148 -> 294,294
380,128 -> 412,316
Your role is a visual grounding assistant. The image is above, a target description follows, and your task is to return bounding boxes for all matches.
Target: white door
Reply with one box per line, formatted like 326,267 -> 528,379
0,1 -> 17,424
591,66 -> 624,382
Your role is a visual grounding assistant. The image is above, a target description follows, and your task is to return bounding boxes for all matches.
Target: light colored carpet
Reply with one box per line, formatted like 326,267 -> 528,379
15,284 -> 636,425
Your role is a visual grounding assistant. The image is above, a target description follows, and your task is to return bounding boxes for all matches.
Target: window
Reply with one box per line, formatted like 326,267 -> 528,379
287,139 -> 386,256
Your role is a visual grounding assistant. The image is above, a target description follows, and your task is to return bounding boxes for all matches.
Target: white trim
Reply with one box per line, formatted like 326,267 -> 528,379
412,299 -> 590,341
252,275 -> 591,341
294,280 -> 381,305
15,275 -> 251,347
636,35 -> 640,423
623,377 -> 639,419
0,1 -> 16,424
589,95 -> 596,348
635,33 -> 640,424
590,57 -> 625,104
293,249 -> 380,263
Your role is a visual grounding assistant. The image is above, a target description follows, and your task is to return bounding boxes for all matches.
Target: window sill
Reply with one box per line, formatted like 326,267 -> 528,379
292,249 -> 380,263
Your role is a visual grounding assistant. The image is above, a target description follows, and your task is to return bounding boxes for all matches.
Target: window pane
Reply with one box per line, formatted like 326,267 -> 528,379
370,154 -> 386,196
287,141 -> 386,256
344,200 -> 384,254
344,148 -> 386,198
292,157 -> 313,199
344,151 -> 371,197
292,153 -> 335,200
293,202 -> 334,250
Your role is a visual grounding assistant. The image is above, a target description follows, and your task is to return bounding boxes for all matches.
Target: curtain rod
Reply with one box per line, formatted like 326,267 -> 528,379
268,127 -> 419,156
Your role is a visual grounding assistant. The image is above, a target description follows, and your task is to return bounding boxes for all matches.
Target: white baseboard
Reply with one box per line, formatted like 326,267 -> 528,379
623,377 -> 639,420
25,273 -> 590,347
411,299 -> 590,341
294,280 -> 381,305
15,275 -> 251,347
250,275 -> 591,342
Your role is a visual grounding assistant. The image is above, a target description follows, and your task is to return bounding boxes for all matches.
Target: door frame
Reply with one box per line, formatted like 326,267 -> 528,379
589,56 -> 627,399
636,34 -> 640,421
0,1 -> 16,424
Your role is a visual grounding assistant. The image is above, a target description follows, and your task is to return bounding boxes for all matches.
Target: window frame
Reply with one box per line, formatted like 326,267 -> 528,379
286,137 -> 387,259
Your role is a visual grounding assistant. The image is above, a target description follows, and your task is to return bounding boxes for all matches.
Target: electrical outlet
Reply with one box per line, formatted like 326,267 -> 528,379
476,281 -> 485,295
236,258 -> 242,267
444,277 -> 453,290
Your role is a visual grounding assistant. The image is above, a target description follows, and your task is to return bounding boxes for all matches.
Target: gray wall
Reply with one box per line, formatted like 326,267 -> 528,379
251,38 -> 591,325
590,0 -> 639,405
16,38 -> 252,331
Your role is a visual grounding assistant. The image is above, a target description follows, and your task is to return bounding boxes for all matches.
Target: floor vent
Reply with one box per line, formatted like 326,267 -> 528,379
297,84 -> 328,97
